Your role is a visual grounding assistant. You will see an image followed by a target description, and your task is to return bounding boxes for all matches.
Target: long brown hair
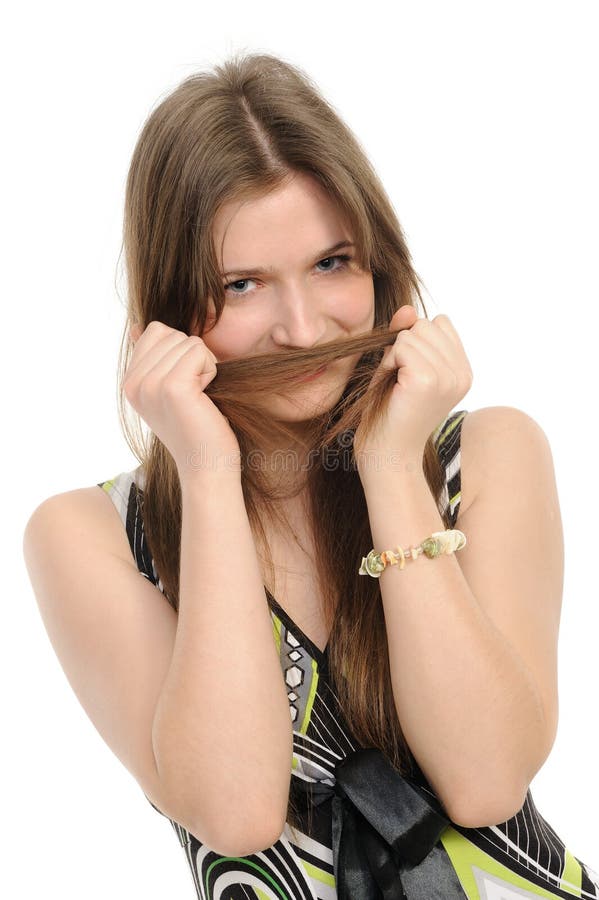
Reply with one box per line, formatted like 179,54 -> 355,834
116,51 -> 452,839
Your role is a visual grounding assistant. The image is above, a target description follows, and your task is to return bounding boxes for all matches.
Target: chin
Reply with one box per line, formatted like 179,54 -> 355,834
266,379 -> 349,425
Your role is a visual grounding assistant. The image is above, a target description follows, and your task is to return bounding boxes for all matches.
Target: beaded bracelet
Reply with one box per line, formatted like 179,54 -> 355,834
358,529 -> 467,578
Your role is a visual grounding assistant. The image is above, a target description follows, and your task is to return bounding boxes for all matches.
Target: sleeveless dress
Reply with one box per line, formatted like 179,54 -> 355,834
97,409 -> 599,900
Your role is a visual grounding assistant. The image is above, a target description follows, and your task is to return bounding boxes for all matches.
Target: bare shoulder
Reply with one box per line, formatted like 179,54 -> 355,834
458,405 -> 553,516
20,481 -> 202,837
24,483 -> 136,568
452,404 -> 562,766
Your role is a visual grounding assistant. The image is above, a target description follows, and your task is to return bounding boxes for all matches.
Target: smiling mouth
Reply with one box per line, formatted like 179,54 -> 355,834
294,364 -> 328,383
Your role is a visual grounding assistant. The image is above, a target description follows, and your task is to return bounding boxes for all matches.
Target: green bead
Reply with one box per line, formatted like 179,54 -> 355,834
359,549 -> 386,578
421,537 -> 442,558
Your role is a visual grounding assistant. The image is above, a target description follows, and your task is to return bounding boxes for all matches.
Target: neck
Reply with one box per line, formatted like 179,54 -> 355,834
252,426 -> 315,494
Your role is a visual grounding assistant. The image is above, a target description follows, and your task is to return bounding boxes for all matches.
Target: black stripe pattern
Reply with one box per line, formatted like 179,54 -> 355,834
96,410 -> 599,898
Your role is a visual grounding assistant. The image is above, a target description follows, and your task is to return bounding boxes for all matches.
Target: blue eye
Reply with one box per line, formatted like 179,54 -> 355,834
224,278 -> 254,296
223,254 -> 353,298
315,254 -> 351,273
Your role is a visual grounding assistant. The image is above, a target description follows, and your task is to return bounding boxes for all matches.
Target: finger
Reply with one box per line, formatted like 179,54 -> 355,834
388,305 -> 418,330
430,314 -> 473,380
128,321 -> 177,357
127,330 -> 191,381
380,314 -> 452,371
389,338 -> 439,387
159,340 -> 219,393
431,314 -> 464,349
380,307 -> 417,365
379,332 -> 444,382
407,317 -> 457,371
136,337 -> 216,389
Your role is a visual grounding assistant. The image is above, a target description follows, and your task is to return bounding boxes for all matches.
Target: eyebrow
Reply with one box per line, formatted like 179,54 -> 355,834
220,240 -> 356,279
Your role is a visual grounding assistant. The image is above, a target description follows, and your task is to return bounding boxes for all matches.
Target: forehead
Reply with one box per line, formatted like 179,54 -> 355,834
213,173 -> 350,262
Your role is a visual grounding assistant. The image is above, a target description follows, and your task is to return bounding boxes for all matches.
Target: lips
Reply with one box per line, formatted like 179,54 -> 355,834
295,364 -> 328,383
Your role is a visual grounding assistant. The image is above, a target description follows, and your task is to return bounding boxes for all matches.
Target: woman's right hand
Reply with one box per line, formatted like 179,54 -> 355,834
124,320 -> 241,478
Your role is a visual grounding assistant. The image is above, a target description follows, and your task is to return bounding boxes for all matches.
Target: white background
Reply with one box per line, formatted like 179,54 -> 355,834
3,0 -> 598,896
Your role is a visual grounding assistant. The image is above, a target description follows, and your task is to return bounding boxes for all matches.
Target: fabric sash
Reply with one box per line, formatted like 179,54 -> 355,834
289,747 -> 467,899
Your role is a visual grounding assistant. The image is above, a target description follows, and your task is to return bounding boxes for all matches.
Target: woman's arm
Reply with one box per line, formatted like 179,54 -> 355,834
152,469 -> 293,855
360,406 -> 562,829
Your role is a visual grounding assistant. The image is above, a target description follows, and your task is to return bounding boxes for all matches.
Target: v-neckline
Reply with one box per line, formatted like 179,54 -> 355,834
265,588 -> 330,665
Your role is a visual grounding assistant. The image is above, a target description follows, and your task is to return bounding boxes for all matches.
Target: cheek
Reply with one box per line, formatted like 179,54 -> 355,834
199,310 -> 262,362
341,280 -> 375,329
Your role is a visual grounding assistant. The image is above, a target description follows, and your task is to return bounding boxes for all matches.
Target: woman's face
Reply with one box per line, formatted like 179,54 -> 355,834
197,171 -> 376,421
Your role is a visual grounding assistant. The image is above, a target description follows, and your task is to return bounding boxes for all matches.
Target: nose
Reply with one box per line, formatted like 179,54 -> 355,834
270,284 -> 328,350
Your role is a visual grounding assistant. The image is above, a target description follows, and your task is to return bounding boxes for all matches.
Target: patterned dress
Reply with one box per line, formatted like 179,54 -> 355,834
98,409 -> 599,899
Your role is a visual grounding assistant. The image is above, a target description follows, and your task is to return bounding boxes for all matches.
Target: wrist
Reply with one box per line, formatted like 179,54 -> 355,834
177,460 -> 243,496
176,442 -> 242,482
357,449 -> 426,491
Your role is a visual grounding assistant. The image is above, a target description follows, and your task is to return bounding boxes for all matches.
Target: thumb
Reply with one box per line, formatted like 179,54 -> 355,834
389,304 -> 418,329
380,305 -> 418,367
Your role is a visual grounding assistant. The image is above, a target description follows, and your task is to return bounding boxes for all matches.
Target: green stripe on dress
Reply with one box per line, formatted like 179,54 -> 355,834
434,410 -> 468,450
301,859 -> 336,888
440,824 -> 576,897
299,658 -> 320,736
560,847 -> 583,894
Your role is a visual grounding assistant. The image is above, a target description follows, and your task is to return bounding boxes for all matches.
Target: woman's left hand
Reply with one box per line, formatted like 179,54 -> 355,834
353,306 -> 473,475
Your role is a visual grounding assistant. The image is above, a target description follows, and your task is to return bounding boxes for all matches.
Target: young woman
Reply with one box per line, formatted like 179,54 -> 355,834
23,52 -> 598,899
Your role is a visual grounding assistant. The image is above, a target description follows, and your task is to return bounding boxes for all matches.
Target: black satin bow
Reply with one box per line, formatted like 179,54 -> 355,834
289,748 -> 467,899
